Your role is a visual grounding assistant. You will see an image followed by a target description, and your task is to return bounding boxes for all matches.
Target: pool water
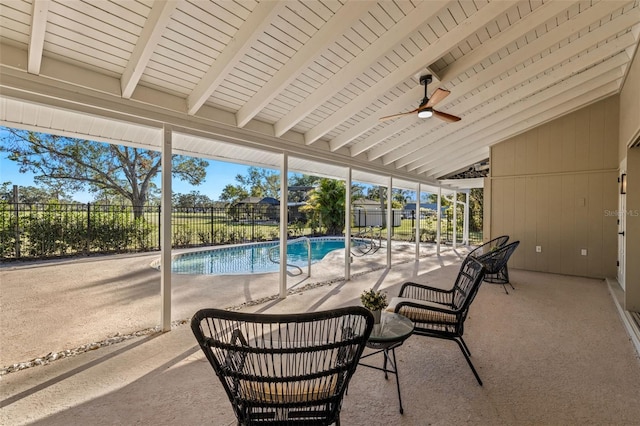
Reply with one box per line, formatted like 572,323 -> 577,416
169,237 -> 358,275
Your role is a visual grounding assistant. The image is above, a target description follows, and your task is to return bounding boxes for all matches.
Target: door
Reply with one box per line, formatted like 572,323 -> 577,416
618,174 -> 626,290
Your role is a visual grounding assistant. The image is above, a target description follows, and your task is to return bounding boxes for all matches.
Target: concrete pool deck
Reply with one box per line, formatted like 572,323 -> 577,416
0,240 -> 444,368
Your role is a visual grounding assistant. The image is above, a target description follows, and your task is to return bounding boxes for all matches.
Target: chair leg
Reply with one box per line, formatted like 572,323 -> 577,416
453,338 -> 483,386
459,336 -> 472,357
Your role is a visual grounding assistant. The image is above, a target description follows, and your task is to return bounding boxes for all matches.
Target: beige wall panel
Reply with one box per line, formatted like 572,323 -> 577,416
514,134 -> 528,176
547,120 -> 563,174
575,107 -> 590,170
490,96 -> 621,279
491,178 -> 509,240
562,113 -> 577,172
493,138 -> 515,177
525,130 -> 538,175
547,175 -> 563,273
537,124 -> 551,175
535,176 -> 550,271
491,178 -> 505,239
574,175 -> 590,274
560,175 -> 577,276
524,177 -> 538,271
601,171 -> 618,278
620,47 -> 640,154
588,100 -> 606,171
511,177 -> 527,269
483,176 -> 491,241
603,96 -> 619,169
586,173 -> 604,277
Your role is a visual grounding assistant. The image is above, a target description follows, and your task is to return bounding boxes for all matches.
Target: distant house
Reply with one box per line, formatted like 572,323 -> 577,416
352,198 -> 402,227
230,197 -> 280,221
402,202 -> 443,218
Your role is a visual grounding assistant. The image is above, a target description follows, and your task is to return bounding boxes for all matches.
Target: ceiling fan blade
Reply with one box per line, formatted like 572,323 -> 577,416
425,88 -> 450,108
433,109 -> 461,123
379,108 -> 419,121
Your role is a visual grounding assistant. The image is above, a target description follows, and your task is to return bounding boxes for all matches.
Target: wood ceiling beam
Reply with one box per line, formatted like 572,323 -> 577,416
121,0 -> 177,99
425,81 -> 620,179
187,1 -> 285,116
417,65 -> 624,173
335,0 -> 572,155
28,0 -> 49,75
386,8 -> 639,168
235,1 -> 371,128
435,0 -> 633,112
302,1 -> 507,145
436,0 -> 573,83
271,0 -> 451,139
392,36 -> 635,170
420,73 -> 622,177
339,88 -> 422,155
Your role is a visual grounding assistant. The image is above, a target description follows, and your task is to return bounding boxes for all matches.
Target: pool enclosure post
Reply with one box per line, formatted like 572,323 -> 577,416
345,167 -> 352,280
436,187 -> 442,255
160,124 -> 172,332
415,183 -> 421,260
279,153 -> 288,299
463,191 -> 470,245
453,191 -> 458,249
387,176 -> 392,268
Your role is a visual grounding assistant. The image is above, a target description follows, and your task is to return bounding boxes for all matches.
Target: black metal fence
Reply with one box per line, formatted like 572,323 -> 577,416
0,202 -> 482,261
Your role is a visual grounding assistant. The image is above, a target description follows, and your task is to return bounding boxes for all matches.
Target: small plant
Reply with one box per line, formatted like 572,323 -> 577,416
360,288 -> 388,311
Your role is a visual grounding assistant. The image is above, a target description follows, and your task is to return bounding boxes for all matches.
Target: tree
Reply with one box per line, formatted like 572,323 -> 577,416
469,188 -> 483,232
0,182 -> 73,204
288,173 -> 320,188
1,128 -> 208,218
219,167 -> 280,204
302,178 -> 346,235
219,184 -> 249,204
172,191 -> 215,208
236,167 -> 280,198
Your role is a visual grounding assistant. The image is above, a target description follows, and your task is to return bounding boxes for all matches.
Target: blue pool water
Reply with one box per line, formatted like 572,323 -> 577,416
169,237 -> 360,275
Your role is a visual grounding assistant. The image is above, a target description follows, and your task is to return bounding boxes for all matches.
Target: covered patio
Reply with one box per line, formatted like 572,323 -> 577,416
1,1 -> 640,424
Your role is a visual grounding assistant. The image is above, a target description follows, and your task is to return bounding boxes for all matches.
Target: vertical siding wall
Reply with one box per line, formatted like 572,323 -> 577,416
488,96 -> 619,278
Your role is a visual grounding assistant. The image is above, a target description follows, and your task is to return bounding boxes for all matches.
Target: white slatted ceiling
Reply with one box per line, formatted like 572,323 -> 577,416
0,0 -> 638,184
0,0 -> 31,45
46,1 -> 140,74
0,98 -> 160,149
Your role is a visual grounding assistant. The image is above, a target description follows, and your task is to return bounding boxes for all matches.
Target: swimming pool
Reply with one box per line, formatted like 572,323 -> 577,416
165,237 -> 362,275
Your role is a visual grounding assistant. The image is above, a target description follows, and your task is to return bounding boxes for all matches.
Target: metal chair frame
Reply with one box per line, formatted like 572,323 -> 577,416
388,256 -> 486,385
192,307 -> 374,425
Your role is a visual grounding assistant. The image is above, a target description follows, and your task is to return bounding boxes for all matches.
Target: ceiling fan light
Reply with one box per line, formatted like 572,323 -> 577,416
418,108 -> 433,118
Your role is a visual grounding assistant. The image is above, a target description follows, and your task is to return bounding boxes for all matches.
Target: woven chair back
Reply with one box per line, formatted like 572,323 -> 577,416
474,241 -> 520,274
468,235 -> 509,259
451,256 -> 486,311
192,306 -> 374,425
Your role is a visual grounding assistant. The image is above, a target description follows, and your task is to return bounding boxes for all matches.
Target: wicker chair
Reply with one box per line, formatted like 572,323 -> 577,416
386,256 -> 486,385
467,235 -> 509,259
472,240 -> 520,294
191,307 -> 374,425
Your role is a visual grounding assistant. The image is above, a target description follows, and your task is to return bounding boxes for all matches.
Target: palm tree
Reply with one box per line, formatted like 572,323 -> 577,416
302,178 -> 345,235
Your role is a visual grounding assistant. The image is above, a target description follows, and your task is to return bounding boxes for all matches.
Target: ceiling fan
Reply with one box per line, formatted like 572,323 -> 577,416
379,75 -> 461,123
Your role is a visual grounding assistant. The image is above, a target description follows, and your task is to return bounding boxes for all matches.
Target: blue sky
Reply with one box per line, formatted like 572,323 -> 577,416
0,127 -> 253,202
0,128 -> 412,203
0,153 -> 252,203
